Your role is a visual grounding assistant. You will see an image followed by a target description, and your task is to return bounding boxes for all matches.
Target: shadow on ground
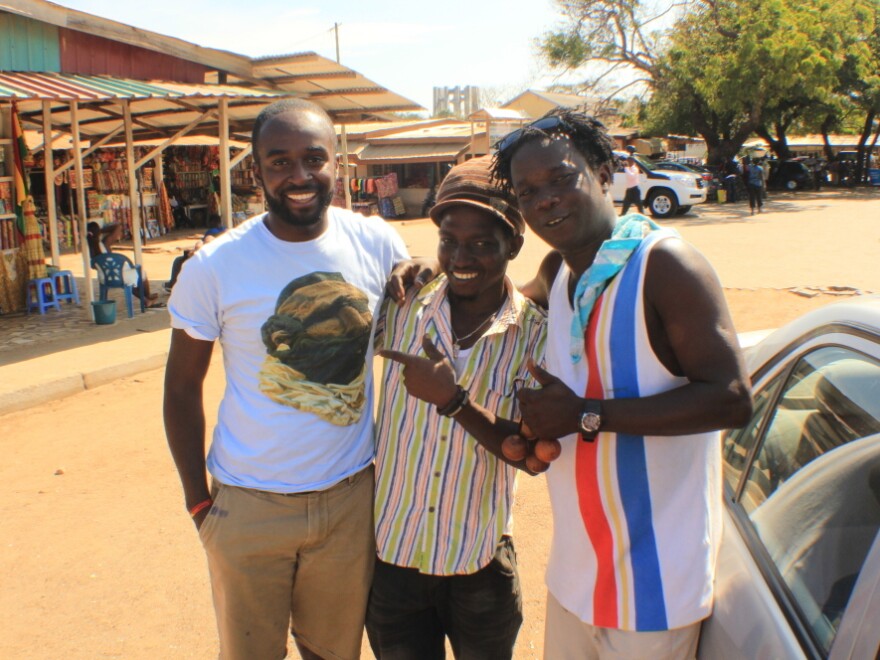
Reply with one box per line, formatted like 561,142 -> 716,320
0,277 -> 171,367
665,187 -> 879,227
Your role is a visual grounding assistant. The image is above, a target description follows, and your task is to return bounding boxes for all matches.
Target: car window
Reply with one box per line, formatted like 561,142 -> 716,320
736,346 -> 880,653
631,154 -> 656,171
722,372 -> 784,492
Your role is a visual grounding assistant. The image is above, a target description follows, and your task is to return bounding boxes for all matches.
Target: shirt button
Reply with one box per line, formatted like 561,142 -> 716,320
440,435 -> 447,442
428,506 -> 435,513
434,471 -> 441,478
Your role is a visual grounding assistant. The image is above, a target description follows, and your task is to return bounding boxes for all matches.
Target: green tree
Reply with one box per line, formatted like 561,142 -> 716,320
540,0 -> 876,167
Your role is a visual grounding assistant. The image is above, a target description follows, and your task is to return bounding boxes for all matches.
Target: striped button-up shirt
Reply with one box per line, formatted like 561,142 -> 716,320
374,275 -> 547,575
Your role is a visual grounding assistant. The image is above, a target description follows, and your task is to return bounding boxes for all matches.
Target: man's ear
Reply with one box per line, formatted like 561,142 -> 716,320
597,162 -> 614,192
508,233 -> 525,260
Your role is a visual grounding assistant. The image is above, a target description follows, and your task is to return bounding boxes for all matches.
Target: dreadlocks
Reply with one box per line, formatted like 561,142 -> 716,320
491,108 -> 616,193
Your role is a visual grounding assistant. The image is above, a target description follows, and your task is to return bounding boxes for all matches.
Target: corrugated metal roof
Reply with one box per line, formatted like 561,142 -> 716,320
468,108 -> 527,120
357,143 -> 466,163
370,123 -> 477,143
0,71 -> 282,100
210,51 -> 424,118
2,72 -> 291,141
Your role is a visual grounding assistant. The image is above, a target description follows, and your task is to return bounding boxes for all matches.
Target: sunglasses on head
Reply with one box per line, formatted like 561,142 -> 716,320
494,115 -> 569,155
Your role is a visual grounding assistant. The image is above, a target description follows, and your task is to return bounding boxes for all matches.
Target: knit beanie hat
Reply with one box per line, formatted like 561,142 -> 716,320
429,156 -> 524,236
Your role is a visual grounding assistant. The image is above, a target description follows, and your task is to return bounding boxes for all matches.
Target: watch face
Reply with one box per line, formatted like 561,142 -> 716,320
580,411 -> 601,434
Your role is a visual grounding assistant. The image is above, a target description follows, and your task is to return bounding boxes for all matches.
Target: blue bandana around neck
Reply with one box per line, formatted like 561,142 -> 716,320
569,214 -> 675,363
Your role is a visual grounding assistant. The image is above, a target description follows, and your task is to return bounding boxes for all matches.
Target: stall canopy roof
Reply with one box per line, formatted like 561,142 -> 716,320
2,71 -> 290,140
357,143 -> 468,163
211,52 -> 424,119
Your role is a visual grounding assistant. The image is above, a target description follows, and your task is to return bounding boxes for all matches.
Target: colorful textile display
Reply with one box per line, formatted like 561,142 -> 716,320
0,247 -> 27,313
158,181 -> 174,231
11,102 -> 29,242
22,197 -> 47,280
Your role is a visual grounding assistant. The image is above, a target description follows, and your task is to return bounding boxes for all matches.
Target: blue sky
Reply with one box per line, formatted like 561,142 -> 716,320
60,0 -> 569,112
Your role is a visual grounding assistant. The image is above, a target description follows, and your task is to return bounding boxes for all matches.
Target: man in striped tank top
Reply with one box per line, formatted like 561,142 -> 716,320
491,110 -> 753,658
368,156 -> 548,659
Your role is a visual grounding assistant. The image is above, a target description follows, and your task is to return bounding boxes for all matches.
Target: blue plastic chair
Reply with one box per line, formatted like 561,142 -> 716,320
91,253 -> 146,318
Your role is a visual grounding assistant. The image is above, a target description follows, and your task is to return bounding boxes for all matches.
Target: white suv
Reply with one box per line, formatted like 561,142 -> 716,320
610,152 -> 707,217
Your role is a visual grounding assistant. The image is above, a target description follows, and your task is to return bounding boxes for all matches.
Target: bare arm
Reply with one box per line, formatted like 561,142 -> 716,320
163,329 -> 215,529
517,250 -> 562,309
519,239 -> 752,438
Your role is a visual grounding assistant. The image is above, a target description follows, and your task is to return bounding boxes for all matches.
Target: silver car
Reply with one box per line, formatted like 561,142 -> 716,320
699,297 -> 880,659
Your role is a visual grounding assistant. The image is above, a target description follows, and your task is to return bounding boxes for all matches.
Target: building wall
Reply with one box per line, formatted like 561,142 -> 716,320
59,28 -> 209,82
0,13 -> 61,71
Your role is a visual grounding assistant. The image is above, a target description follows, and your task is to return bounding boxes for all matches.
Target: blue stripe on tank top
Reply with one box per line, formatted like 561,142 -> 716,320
610,237 -> 668,632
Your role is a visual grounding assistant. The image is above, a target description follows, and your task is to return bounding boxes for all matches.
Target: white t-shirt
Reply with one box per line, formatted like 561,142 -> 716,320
624,163 -> 640,188
169,207 -> 409,492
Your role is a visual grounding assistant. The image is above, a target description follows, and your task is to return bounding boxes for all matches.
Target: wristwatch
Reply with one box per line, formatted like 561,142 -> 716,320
579,399 -> 603,442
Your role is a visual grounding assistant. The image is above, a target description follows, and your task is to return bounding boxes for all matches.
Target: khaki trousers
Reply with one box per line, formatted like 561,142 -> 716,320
199,465 -> 376,660
543,592 -> 701,660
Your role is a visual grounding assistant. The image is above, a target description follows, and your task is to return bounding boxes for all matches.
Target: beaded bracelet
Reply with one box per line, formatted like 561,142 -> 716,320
437,386 -> 469,417
188,498 -> 213,517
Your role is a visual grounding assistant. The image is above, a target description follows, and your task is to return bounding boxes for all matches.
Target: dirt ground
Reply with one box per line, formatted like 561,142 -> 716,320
1,190 -> 878,659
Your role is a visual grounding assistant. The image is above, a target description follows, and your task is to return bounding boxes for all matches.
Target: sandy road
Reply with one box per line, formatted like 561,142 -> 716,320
1,189 -> 878,659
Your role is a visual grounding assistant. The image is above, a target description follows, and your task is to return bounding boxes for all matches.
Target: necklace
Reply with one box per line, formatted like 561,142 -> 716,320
450,297 -> 506,358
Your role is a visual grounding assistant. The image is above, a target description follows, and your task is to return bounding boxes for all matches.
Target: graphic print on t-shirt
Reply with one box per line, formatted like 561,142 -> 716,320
258,271 -> 372,426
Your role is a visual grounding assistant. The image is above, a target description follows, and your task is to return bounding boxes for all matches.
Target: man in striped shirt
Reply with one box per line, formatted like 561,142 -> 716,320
367,156 -> 547,659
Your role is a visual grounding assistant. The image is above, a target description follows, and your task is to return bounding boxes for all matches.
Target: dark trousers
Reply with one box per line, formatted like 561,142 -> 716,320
747,183 -> 763,211
621,186 -> 644,215
366,536 -> 523,660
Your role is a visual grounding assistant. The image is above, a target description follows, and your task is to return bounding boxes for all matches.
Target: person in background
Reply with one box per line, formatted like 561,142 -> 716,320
86,221 -> 160,306
723,159 -> 740,203
492,108 -> 752,659
744,157 -> 764,215
367,156 -> 547,659
164,228 -> 227,292
620,155 -> 644,215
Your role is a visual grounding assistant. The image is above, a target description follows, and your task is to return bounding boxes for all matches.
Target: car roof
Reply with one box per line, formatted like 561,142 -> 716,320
745,296 -> 880,374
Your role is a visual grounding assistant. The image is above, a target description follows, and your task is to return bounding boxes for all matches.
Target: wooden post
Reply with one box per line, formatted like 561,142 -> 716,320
70,101 -> 94,309
218,98 -> 232,228
335,23 -> 352,210
41,101 -> 60,267
122,100 -> 144,266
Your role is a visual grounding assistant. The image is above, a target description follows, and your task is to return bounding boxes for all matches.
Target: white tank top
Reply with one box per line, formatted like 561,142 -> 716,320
544,231 -> 721,631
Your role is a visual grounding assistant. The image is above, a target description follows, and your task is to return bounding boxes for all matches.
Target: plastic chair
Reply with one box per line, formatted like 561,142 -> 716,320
26,277 -> 62,315
51,270 -> 80,305
91,253 -> 146,318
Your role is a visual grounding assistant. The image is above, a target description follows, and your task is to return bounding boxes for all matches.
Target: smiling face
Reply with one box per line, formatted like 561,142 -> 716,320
437,205 -> 522,304
509,135 -> 617,257
253,109 -> 338,241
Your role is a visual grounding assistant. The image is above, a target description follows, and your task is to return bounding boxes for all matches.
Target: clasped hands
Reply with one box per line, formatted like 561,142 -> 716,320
380,335 -> 583,473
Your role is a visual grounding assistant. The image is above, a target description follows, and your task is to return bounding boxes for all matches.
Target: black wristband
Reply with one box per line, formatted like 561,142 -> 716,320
437,386 -> 469,417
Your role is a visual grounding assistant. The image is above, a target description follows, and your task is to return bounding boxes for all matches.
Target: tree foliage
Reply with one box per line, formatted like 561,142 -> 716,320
540,0 -> 880,168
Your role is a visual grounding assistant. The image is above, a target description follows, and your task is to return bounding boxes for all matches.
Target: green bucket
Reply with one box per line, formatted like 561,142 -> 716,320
92,300 -> 117,325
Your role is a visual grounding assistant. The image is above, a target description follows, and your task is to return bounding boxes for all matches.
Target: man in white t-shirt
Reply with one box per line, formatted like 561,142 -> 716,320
164,98 -> 411,660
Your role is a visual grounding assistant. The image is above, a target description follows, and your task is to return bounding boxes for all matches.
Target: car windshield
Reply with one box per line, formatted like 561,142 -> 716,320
632,154 -> 657,171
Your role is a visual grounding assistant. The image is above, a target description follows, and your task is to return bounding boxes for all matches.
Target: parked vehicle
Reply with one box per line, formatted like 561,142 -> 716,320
610,152 -> 708,218
698,297 -> 880,659
767,160 -> 814,191
654,161 -> 721,201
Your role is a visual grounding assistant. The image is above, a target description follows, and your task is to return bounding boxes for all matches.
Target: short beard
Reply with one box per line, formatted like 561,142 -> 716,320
264,186 -> 334,228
